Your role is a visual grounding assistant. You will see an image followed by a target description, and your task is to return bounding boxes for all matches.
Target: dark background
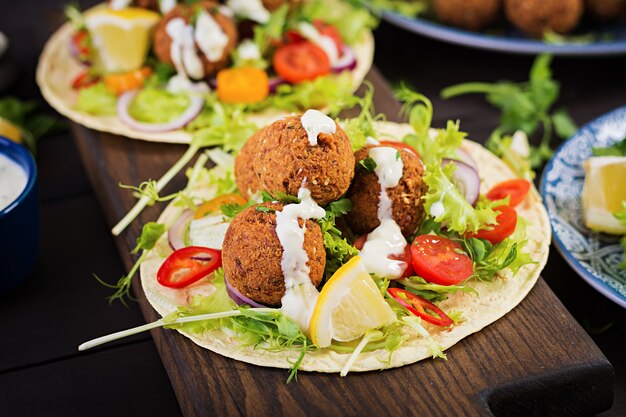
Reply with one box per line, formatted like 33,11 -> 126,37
0,1 -> 624,415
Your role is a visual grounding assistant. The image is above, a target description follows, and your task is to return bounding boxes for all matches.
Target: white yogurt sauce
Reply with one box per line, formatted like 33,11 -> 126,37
365,136 -> 380,146
226,0 -> 270,24
429,184 -> 452,219
109,0 -> 131,10
159,0 -> 176,14
166,73 -> 209,93
276,187 -> 326,333
297,22 -> 339,65
166,18 -> 205,80
0,154 -> 27,212
300,109 -> 336,146
236,39 -> 261,61
359,147 -> 408,279
194,10 -> 229,63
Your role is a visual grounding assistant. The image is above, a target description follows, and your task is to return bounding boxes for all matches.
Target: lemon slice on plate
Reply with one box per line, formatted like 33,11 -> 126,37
85,7 -> 160,73
0,118 -> 22,143
582,156 -> 626,234
310,256 -> 396,348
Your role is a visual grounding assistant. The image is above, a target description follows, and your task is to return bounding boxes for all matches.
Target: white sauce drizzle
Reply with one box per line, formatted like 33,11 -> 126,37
226,0 -> 270,24
365,136 -> 380,146
109,0 -> 131,10
359,147 -> 408,279
159,0 -> 176,14
276,187 -> 326,333
297,22 -> 339,65
194,10 -> 229,63
166,17 -> 205,80
300,109 -> 336,146
429,184 -> 453,218
236,39 -> 261,61
0,154 -> 27,212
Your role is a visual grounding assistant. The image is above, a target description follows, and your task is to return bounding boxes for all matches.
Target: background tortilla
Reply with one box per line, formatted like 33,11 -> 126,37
36,15 -> 374,144
139,121 -> 551,373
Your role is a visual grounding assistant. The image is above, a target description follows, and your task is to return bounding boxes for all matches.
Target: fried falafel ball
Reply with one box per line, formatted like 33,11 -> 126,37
222,202 -> 326,306
234,127 -> 266,199
262,0 -> 302,12
504,0 -> 583,37
433,0 -> 501,31
585,0 -> 626,20
346,145 -> 427,239
253,115 -> 355,207
153,1 -> 238,78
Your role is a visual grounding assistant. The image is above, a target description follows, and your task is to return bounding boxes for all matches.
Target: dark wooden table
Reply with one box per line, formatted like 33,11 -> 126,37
1,2 -> 625,416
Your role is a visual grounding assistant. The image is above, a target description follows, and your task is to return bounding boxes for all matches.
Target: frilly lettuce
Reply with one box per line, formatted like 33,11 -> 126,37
75,82 -> 117,116
128,88 -> 190,124
296,0 -> 378,44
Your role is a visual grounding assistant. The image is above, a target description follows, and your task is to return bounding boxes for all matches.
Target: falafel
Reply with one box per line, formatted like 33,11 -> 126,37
235,127 -> 266,199
504,0 -> 583,37
153,1 -> 238,78
433,0 -> 502,31
262,0 -> 302,12
253,115 -> 355,206
222,202 -> 326,306
346,145 -> 427,239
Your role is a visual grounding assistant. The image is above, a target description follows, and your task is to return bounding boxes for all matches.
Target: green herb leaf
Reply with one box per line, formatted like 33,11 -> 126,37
133,222 -> 166,254
359,157 -> 377,172
592,137 -> 626,157
0,97 -> 64,153
256,206 -> 274,214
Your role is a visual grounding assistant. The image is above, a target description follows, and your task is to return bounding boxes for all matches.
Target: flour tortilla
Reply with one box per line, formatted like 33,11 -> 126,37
35,11 -> 374,144
139,121 -> 551,373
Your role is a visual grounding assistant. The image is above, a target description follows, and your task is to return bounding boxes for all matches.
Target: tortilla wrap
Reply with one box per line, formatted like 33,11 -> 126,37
35,11 -> 374,144
139,121 -> 551,373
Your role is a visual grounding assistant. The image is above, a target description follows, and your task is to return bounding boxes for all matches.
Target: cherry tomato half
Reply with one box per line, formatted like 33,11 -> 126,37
312,19 -> 344,56
378,140 -> 420,157
194,194 -> 248,219
410,235 -> 473,286
387,288 -> 453,326
71,30 -> 91,62
486,179 -> 531,207
157,246 -> 222,289
273,41 -> 330,83
354,234 -> 414,279
469,205 -> 517,245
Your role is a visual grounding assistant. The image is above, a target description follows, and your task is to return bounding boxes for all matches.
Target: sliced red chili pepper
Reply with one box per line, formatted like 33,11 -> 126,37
387,287 -> 453,326
157,246 -> 222,289
378,140 -> 421,157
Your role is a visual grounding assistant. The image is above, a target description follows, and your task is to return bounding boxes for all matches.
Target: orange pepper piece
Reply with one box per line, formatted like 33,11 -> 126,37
217,67 -> 269,104
194,194 -> 248,219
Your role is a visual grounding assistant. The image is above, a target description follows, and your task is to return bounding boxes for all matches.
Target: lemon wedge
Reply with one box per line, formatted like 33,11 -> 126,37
85,7 -> 160,73
309,256 -> 396,348
0,118 -> 22,143
582,156 -> 626,234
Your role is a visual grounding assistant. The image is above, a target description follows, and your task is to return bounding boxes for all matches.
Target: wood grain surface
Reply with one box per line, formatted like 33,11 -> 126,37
70,68 -> 613,417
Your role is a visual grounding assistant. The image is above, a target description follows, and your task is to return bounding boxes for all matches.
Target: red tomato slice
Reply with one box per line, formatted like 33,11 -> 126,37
312,19 -> 344,56
273,41 -> 330,83
410,235 -> 473,285
354,234 -> 414,279
71,30 -> 91,62
71,71 -> 100,90
486,179 -> 531,207
387,288 -> 453,326
378,140 -> 420,157
157,246 -> 222,289
469,205 -> 517,245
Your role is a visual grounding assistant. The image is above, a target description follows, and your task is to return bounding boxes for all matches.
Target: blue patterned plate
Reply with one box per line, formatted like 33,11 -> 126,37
382,11 -> 626,56
540,106 -> 626,308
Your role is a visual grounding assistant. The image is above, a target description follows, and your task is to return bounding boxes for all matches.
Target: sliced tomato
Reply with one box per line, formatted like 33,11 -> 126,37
387,288 -> 453,326
312,19 -> 344,56
273,41 -> 330,83
378,140 -> 420,157
469,205 -> 517,245
486,179 -> 531,207
71,71 -> 100,90
71,30 -> 91,62
354,234 -> 414,279
410,235 -> 473,285
157,246 -> 222,289
194,194 -> 248,219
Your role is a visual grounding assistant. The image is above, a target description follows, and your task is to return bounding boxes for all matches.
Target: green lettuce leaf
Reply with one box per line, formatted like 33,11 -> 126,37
75,82 -> 117,116
128,88 -> 191,124
296,0 -> 378,44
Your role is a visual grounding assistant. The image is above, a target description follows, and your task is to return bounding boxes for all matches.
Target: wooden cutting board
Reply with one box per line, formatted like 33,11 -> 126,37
71,68 -> 613,417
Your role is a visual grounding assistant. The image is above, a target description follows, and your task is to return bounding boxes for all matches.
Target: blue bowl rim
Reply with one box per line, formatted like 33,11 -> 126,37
0,136 -> 37,218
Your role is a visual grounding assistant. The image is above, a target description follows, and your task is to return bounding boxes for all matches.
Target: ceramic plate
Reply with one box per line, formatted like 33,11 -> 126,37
540,106 -> 626,308
382,11 -> 626,56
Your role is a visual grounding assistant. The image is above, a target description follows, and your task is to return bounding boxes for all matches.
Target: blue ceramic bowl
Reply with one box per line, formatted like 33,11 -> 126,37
0,136 -> 39,294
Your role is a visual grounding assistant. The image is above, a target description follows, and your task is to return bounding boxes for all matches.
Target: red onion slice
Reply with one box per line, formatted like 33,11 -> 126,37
454,147 -> 478,171
441,159 -> 480,206
117,90 -> 204,133
269,76 -> 287,93
331,46 -> 357,73
225,276 -> 267,308
168,209 -> 194,251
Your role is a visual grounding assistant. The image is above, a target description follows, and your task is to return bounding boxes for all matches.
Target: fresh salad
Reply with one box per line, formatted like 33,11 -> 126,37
64,0 -> 375,135
81,88 -> 547,379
